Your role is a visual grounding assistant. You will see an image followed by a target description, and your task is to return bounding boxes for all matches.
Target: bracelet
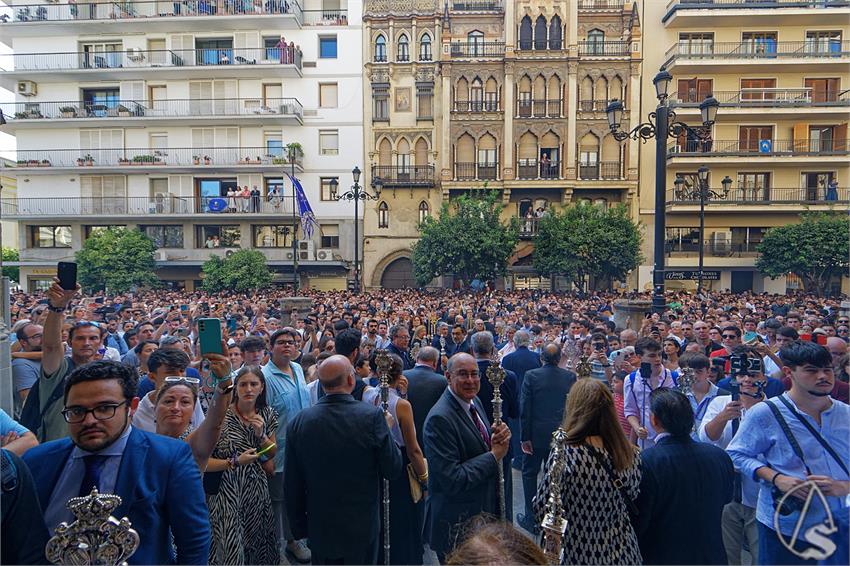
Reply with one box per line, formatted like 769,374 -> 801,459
230,452 -> 239,469
771,471 -> 782,487
46,304 -> 65,314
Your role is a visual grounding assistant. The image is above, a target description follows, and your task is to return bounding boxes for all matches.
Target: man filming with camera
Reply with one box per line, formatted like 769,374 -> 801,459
727,341 -> 849,565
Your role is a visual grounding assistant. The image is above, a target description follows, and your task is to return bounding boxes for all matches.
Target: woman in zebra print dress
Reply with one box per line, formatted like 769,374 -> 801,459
207,366 -> 279,565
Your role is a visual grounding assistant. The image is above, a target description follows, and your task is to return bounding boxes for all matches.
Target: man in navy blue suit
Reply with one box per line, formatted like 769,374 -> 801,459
500,329 -> 540,467
635,388 -> 734,565
23,361 -> 211,565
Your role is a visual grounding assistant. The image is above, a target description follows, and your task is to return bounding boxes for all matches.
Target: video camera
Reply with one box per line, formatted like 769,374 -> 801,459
729,355 -> 763,376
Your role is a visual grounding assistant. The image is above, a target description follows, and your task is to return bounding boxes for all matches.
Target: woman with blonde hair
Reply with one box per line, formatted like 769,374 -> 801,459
533,378 -> 642,565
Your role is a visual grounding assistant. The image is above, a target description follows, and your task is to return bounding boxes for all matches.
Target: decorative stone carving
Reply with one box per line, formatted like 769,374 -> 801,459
416,66 -> 436,82
364,0 -> 439,16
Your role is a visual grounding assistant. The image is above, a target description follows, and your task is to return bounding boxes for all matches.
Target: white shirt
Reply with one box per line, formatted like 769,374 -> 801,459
132,391 -> 206,433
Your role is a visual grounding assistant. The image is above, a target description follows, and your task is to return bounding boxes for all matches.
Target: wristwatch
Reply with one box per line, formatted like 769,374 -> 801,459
218,382 -> 235,395
46,303 -> 65,314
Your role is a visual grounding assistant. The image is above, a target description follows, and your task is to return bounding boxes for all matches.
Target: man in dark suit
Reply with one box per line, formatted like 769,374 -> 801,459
635,388 -> 735,565
517,342 -> 576,533
404,346 -> 446,449
386,324 -> 414,370
445,324 -> 471,358
284,355 -> 403,564
23,361 -> 211,565
500,329 -> 541,467
423,353 -> 511,562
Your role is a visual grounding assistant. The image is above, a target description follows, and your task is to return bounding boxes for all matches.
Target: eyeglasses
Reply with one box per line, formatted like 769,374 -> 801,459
722,334 -> 738,340
62,400 -> 129,424
163,376 -> 200,390
275,340 -> 295,346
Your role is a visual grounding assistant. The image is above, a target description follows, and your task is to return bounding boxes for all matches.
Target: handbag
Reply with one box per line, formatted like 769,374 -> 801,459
407,460 -> 427,504
587,445 -> 639,522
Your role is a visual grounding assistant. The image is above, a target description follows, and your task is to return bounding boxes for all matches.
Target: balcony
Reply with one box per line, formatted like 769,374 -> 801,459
578,41 -> 631,57
5,146 -> 304,173
518,217 -> 539,238
454,162 -> 499,180
666,240 -> 762,258
0,196 -> 297,218
301,9 -> 348,25
666,186 -> 849,207
448,41 -> 505,59
663,0 -> 850,28
663,40 -> 850,72
452,100 -> 502,113
578,99 -> 621,113
516,99 -> 561,118
1,0 -> 303,42
579,0 -> 625,10
0,98 -> 303,130
371,165 -> 436,187
516,161 -> 562,180
451,0 -> 503,11
578,162 -> 625,180
672,88 -> 850,119
667,139 -> 849,162
0,45 -> 302,86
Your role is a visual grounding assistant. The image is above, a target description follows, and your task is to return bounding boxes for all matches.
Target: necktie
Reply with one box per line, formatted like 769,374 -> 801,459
470,406 -> 491,449
78,455 -> 109,497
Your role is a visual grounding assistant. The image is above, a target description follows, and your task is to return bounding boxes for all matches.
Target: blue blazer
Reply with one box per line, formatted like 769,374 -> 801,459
500,346 -> 541,389
24,428 -> 211,566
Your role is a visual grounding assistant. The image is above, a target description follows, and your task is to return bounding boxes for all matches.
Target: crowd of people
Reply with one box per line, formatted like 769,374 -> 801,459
2,283 -> 849,565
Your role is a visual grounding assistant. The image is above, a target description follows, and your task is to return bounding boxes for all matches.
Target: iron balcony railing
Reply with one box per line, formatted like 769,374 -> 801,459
665,240 -> 763,257
454,162 -> 499,180
578,99 -> 622,112
451,0 -> 503,10
8,146 -> 304,168
664,0 -> 849,21
453,100 -> 501,112
664,40 -> 850,62
371,165 -> 436,186
6,45 -> 302,71
667,138 -> 849,156
516,99 -> 561,118
301,9 -> 348,25
518,217 -> 539,237
673,88 -> 850,107
516,39 -> 564,50
449,41 -> 505,58
516,161 -> 561,180
579,0 -> 625,9
578,41 -> 631,56
7,0 -> 303,23
1,98 -> 303,122
578,161 -> 624,180
666,186 -> 849,204
0,196 -> 295,217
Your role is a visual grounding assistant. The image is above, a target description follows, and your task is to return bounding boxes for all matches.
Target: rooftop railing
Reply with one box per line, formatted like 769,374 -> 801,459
7,146 -> 304,168
664,0 -> 850,22
0,196 -> 296,217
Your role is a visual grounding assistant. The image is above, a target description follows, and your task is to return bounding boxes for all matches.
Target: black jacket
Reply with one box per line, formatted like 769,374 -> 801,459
500,346 -> 542,389
520,363 -> 576,449
404,364 -> 447,449
387,342 -> 414,370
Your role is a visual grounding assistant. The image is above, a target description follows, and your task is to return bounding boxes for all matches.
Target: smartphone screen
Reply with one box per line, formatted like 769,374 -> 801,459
639,362 -> 652,380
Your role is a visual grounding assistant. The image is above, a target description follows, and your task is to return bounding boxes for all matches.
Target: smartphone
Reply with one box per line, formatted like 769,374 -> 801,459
639,362 -> 652,380
256,443 -> 276,456
94,297 -> 104,304
198,317 -> 223,355
180,304 -> 188,312
57,261 -> 77,291
743,331 -> 759,345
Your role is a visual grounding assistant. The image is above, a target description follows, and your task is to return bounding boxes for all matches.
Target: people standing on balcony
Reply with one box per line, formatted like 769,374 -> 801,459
539,153 -> 550,178
227,186 -> 238,213
269,185 -> 283,210
240,185 -> 251,212
827,178 -> 839,201
251,185 -> 262,213
277,36 -> 288,64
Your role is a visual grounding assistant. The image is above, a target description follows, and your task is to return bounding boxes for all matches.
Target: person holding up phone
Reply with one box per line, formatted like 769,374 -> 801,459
623,338 -> 679,449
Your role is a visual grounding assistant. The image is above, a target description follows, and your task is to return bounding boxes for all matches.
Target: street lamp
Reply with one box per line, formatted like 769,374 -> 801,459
673,169 -> 732,295
334,166 -> 381,293
606,68 -> 719,313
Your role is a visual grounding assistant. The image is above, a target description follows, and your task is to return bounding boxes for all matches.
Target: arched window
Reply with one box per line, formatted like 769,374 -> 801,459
468,30 -> 484,56
549,15 -> 562,49
378,201 -> 389,228
519,16 -> 532,50
534,16 -> 547,50
587,29 -> 604,54
397,34 -> 409,62
419,33 -> 432,61
470,78 -> 484,111
594,198 -> 608,209
418,200 -> 430,223
375,35 -> 387,62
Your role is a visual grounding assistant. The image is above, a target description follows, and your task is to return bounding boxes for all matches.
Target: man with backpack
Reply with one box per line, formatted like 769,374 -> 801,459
20,279 -> 102,442
624,338 -> 679,449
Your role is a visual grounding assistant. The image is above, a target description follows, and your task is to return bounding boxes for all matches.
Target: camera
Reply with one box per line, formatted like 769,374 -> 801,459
772,486 -> 804,516
730,355 -> 763,376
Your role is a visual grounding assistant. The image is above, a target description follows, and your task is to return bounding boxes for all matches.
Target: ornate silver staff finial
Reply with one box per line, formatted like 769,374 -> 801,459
541,429 -> 569,564
678,366 -> 695,396
439,336 -> 446,360
410,342 -> 420,363
486,356 -> 507,521
374,349 -> 392,565
575,353 -> 592,380
46,488 -> 139,566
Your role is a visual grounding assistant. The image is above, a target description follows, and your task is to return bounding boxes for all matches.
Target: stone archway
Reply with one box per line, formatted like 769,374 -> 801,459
380,257 -> 417,288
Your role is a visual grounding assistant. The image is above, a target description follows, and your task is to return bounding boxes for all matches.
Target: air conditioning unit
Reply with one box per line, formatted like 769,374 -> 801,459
298,240 -> 315,259
299,249 -> 314,261
285,251 -> 295,261
17,81 -> 37,97
711,231 -> 731,256
316,248 -> 334,261
155,250 -> 168,261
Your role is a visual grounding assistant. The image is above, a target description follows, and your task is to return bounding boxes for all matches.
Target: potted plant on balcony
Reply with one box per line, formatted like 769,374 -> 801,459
118,157 -> 130,165
83,154 -> 95,166
203,155 -> 212,165
193,155 -> 201,165
285,142 -> 303,163
14,112 -> 27,120
16,160 -> 27,167
27,159 -> 39,167
117,105 -> 132,117
40,159 -> 51,167
59,106 -> 77,118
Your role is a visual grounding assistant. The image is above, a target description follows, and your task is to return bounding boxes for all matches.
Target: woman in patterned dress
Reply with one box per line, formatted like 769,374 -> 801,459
207,365 -> 279,565
533,378 -> 642,565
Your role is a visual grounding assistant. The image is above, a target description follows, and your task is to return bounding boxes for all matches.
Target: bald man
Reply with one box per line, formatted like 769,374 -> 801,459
284,355 -> 402,564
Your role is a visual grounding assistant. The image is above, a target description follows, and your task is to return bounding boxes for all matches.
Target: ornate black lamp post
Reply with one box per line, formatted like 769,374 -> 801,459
330,166 -> 381,293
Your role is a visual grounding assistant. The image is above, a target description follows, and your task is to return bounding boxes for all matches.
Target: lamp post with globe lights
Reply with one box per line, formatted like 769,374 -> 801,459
330,166 -> 382,293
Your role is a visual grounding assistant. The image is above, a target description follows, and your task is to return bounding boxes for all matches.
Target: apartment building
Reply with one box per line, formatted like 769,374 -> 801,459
0,0 -> 363,292
361,0 -> 642,290
638,0 -> 850,294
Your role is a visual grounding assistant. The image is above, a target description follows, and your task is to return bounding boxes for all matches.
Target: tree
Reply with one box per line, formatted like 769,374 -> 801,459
533,202 -> 642,289
75,228 -> 159,293
1,247 -> 19,283
411,191 -> 519,287
756,213 -> 849,296
201,249 -> 273,293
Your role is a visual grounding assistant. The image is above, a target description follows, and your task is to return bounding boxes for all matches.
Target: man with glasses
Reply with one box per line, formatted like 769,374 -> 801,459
12,323 -> 43,418
23,360 -> 211,565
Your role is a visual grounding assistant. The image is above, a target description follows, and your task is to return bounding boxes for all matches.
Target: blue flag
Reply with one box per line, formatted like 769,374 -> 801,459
284,172 -> 319,239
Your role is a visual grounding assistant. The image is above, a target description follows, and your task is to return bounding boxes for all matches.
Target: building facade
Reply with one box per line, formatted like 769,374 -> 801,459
1,0 -> 363,292
638,0 -> 850,294
362,0 -> 642,290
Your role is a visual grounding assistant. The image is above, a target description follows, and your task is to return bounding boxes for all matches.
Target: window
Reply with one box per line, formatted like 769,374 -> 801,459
80,42 -> 122,69
196,225 -> 241,248
418,201 -> 430,223
741,32 -> 777,56
586,30 -> 605,54
809,125 -> 835,152
737,172 -> 771,200
534,16 -> 547,51
397,34 -> 409,62
265,133 -> 284,157
319,36 -> 337,58
519,16 -> 533,50
82,88 -> 120,116
470,78 -> 483,111
321,177 -> 339,201
805,78 -> 841,103
419,34 -> 432,61
731,227 -> 766,253
319,130 -> 339,155
373,85 -> 389,121
141,225 -> 183,248
665,228 -> 701,253
31,226 -> 71,248
679,32 -> 714,56
320,225 -> 340,248
805,31 -> 842,54
740,78 -> 776,101
195,38 -> 233,66
739,126 -> 773,151
478,148 -> 496,166
417,84 -> 433,119
549,16 -> 562,50
320,83 -> 338,108
84,225 -> 125,239
468,31 -> 484,56
254,225 -> 293,247
378,202 -> 389,228
677,78 -> 713,103
375,35 -> 387,62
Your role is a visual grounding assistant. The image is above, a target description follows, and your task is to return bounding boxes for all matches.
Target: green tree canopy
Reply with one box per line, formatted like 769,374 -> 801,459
533,202 -> 642,289
756,213 -> 849,296
75,228 -> 159,293
1,247 -> 19,283
411,191 -> 519,287
201,249 -> 273,292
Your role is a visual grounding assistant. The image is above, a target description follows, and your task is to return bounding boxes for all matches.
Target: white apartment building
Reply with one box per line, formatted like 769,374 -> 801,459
0,0 -> 364,292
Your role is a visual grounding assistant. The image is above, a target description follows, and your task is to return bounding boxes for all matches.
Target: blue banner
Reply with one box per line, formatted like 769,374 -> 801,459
284,172 -> 319,239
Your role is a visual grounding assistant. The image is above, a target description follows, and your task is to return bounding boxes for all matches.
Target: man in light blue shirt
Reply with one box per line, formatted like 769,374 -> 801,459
0,408 -> 38,456
727,341 -> 849,566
